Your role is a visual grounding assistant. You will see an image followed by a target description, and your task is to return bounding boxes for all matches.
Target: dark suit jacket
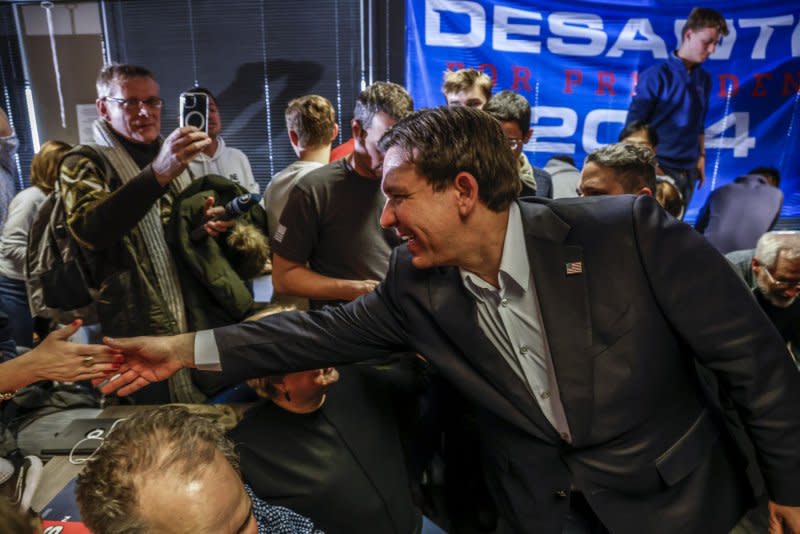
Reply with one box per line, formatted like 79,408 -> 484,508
212,195 -> 800,534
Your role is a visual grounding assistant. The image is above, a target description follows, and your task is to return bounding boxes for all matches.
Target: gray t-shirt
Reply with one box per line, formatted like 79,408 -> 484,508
271,159 -> 401,308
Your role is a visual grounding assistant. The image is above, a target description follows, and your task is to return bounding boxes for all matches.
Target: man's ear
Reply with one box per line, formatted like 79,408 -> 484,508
352,118 -> 365,141
288,130 -> 300,148
96,98 -> 110,121
453,171 -> 480,215
330,123 -> 340,143
751,258 -> 761,273
637,186 -> 654,197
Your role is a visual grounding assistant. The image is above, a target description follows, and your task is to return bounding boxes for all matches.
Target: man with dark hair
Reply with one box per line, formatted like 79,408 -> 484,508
75,405 -> 321,534
186,87 -> 259,194
441,68 -> 492,109
101,106 -> 800,534
579,143 -> 656,197
625,7 -> 729,207
270,81 -> 412,307
484,90 -> 553,198
618,120 -> 659,149
59,63 -> 228,403
696,166 -> 783,254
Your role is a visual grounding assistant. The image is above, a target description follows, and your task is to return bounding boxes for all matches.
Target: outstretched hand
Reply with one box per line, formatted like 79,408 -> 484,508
769,501 -> 800,534
96,334 -> 194,396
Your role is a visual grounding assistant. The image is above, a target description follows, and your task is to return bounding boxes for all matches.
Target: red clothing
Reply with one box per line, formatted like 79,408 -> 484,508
329,138 -> 354,162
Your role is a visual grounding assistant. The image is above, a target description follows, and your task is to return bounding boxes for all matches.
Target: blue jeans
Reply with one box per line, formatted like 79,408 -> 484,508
0,274 -> 33,348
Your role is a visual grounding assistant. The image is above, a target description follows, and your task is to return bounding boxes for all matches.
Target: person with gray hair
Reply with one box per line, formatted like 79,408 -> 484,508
75,405 -> 321,534
579,142 -> 656,197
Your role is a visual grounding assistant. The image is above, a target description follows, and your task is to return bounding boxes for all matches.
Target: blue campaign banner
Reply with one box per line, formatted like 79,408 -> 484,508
406,0 -> 800,222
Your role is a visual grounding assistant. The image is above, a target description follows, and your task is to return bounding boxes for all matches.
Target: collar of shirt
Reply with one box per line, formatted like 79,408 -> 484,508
460,202 -> 530,299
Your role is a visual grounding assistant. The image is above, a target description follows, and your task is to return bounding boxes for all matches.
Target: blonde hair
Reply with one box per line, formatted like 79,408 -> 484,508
30,140 -> 71,193
441,68 -> 492,101
285,95 -> 336,148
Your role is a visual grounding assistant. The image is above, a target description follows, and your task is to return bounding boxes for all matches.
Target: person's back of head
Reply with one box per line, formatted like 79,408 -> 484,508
655,177 -> 685,218
29,140 -> 71,194
483,90 -> 532,139
441,68 -> 492,108
353,81 -> 414,129
747,166 -> 781,188
285,95 -> 337,150
581,142 -> 657,196
618,120 -> 659,151
76,406 -> 243,534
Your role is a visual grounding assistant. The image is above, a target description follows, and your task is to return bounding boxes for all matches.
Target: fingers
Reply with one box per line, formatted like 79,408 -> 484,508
97,368 -> 139,395
117,376 -> 153,397
50,319 -> 83,340
103,336 -> 139,351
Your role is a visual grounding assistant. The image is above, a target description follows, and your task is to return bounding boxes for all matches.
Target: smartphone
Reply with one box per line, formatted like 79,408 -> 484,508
179,91 -> 209,132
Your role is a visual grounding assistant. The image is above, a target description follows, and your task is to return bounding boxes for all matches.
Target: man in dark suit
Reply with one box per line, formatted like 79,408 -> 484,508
100,107 -> 800,534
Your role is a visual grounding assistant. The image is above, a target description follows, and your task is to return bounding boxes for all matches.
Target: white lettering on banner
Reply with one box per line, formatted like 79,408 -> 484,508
425,2 -> 796,59
793,19 -> 800,56
530,106 -> 577,153
582,109 -> 628,152
739,16 -> 795,60
607,18 -> 668,58
425,0 -> 486,47
492,6 -> 543,53
673,19 -> 736,60
705,112 -> 756,157
529,107 -> 755,158
547,12 -> 607,57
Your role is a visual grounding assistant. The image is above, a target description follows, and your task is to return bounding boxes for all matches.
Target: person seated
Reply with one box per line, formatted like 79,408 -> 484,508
185,87 -> 260,194
0,140 -> 71,347
75,405 -> 321,534
655,176 -> 685,219
726,231 -> 800,368
696,167 -> 783,254
229,363 -> 422,534
0,316 -> 120,514
578,143 -> 655,197
545,155 -> 581,199
484,90 -> 553,198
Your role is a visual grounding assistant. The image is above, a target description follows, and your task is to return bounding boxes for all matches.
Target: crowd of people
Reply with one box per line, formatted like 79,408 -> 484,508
0,5 -> 798,534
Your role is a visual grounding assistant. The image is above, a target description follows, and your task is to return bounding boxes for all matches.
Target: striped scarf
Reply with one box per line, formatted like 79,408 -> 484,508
92,119 -> 205,403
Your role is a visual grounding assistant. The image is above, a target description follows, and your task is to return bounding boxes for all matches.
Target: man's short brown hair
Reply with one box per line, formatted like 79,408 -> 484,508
353,81 -> 414,129
379,106 -> 519,212
96,63 -> 155,98
285,95 -> 336,148
681,7 -> 729,39
585,142 -> 657,194
441,68 -> 492,101
76,406 -> 240,534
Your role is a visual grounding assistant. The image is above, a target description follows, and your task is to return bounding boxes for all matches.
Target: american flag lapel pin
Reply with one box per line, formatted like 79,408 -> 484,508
565,261 -> 583,275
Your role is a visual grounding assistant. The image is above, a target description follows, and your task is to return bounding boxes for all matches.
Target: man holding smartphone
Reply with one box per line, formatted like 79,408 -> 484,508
58,63 -> 229,404
184,87 -> 260,195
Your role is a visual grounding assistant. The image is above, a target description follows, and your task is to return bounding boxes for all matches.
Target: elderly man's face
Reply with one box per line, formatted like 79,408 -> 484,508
98,76 -> 162,144
380,146 -> 464,270
137,449 -> 257,534
579,161 -> 628,197
754,251 -> 800,308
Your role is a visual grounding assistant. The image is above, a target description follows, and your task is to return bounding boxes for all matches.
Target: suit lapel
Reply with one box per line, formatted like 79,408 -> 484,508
520,200 -> 593,444
429,266 -> 559,442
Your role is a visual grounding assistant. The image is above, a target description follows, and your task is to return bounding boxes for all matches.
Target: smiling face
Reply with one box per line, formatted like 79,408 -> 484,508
97,76 -> 162,144
380,146 -> 464,270
678,27 -> 721,65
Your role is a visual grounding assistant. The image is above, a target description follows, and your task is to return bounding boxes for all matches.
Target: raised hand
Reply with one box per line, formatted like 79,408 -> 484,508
152,126 -> 211,186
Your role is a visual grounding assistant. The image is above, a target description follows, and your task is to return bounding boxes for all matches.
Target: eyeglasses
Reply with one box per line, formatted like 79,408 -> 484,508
508,138 -> 524,152
104,96 -> 164,110
760,263 -> 800,291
